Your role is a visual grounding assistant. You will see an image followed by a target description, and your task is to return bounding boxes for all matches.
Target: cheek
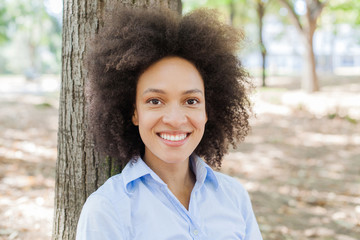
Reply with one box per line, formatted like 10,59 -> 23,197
137,111 -> 160,133
192,111 -> 208,130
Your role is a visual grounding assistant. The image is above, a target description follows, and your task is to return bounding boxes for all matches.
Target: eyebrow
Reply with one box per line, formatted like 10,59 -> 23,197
142,88 -> 165,95
142,88 -> 204,96
183,89 -> 204,95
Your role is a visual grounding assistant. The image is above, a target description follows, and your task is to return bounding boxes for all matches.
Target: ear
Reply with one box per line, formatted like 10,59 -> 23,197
132,108 -> 139,126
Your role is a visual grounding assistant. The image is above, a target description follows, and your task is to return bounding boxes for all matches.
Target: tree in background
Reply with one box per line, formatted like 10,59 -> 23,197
278,0 -> 327,92
183,0 -> 273,86
53,1 -> 181,239
255,0 -> 269,87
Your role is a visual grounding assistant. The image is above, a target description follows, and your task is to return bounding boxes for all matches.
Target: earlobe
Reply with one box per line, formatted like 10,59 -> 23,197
132,109 -> 139,126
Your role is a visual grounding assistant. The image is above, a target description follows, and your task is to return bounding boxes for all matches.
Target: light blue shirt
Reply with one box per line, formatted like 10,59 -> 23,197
76,155 -> 263,240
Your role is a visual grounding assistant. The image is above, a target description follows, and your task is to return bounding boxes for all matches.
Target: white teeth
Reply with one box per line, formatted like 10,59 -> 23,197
160,133 -> 187,141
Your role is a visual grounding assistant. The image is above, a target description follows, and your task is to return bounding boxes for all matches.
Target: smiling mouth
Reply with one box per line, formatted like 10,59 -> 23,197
158,133 -> 189,142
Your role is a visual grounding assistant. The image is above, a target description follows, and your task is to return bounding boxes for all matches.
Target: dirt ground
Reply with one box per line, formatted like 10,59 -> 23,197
0,75 -> 359,240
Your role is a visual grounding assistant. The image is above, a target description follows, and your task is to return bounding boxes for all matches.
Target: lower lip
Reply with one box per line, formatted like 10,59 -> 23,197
158,134 -> 190,147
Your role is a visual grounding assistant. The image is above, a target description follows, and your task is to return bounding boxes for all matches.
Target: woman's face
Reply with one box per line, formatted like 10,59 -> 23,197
132,56 -> 207,166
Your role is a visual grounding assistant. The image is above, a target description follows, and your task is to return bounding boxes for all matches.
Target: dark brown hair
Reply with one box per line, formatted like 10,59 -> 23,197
86,7 -> 252,168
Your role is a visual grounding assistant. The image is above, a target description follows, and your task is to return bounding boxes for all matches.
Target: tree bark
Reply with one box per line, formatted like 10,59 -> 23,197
301,0 -> 320,91
53,1 -> 181,240
302,22 -> 319,91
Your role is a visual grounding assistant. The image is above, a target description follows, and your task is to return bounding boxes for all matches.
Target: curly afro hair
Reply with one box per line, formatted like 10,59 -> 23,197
86,7 -> 252,168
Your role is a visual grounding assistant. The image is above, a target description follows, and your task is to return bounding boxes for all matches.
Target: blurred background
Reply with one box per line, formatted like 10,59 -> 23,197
0,0 -> 359,239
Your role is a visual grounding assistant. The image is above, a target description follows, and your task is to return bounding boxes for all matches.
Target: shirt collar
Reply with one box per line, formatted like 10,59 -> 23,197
190,154 -> 219,190
122,156 -> 165,193
122,155 -> 219,193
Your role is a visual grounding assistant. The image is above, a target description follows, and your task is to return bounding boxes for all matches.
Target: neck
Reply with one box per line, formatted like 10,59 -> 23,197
144,155 -> 194,188
143,154 -> 196,210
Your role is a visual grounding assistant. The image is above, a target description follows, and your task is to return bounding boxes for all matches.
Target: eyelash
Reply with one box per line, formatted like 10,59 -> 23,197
185,98 -> 199,105
147,98 -> 162,105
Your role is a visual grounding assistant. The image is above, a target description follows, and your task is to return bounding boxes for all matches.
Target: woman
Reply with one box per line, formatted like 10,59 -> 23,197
77,7 -> 263,240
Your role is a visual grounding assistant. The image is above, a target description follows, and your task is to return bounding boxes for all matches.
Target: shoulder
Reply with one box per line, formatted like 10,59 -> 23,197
81,173 -> 131,215
213,171 -> 253,210
214,171 -> 247,193
91,173 -> 128,203
76,174 -> 131,239
212,171 -> 263,239
83,173 -> 133,218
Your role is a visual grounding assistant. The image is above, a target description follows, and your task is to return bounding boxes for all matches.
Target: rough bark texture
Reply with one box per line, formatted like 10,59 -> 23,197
53,1 -> 181,240
279,0 -> 326,92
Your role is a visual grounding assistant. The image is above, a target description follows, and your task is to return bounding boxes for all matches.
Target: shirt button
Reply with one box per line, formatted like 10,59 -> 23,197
193,229 -> 199,235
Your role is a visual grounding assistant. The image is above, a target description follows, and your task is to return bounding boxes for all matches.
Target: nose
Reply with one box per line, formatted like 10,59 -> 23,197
162,105 -> 187,127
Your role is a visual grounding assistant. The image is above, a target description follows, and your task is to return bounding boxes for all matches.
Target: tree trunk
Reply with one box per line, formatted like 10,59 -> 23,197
302,31 -> 319,92
278,0 -> 325,92
229,0 -> 235,25
256,0 -> 267,87
261,48 -> 267,87
302,1 -> 320,92
52,1 -> 181,240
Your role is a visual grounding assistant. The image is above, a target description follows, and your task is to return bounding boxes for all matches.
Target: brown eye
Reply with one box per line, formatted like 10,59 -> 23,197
186,99 -> 199,105
148,99 -> 161,105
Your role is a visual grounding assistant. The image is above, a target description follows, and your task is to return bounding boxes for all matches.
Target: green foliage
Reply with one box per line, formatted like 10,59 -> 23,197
182,0 -> 251,24
327,0 -> 360,25
345,115 -> 357,124
0,0 -> 11,43
35,102 -> 53,108
0,0 -> 62,74
328,112 -> 358,124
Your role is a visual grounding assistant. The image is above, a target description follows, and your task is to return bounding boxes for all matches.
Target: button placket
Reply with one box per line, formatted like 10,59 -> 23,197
161,183 -> 204,239
190,226 -> 202,240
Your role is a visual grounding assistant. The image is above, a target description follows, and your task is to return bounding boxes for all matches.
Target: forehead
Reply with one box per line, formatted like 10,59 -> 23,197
136,56 -> 204,93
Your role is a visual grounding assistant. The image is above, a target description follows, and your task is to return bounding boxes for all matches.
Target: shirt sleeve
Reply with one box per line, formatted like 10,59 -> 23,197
243,190 -> 263,240
76,194 -> 126,240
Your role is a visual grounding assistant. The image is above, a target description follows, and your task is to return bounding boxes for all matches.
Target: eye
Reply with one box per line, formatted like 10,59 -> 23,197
185,98 -> 199,105
147,98 -> 162,105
